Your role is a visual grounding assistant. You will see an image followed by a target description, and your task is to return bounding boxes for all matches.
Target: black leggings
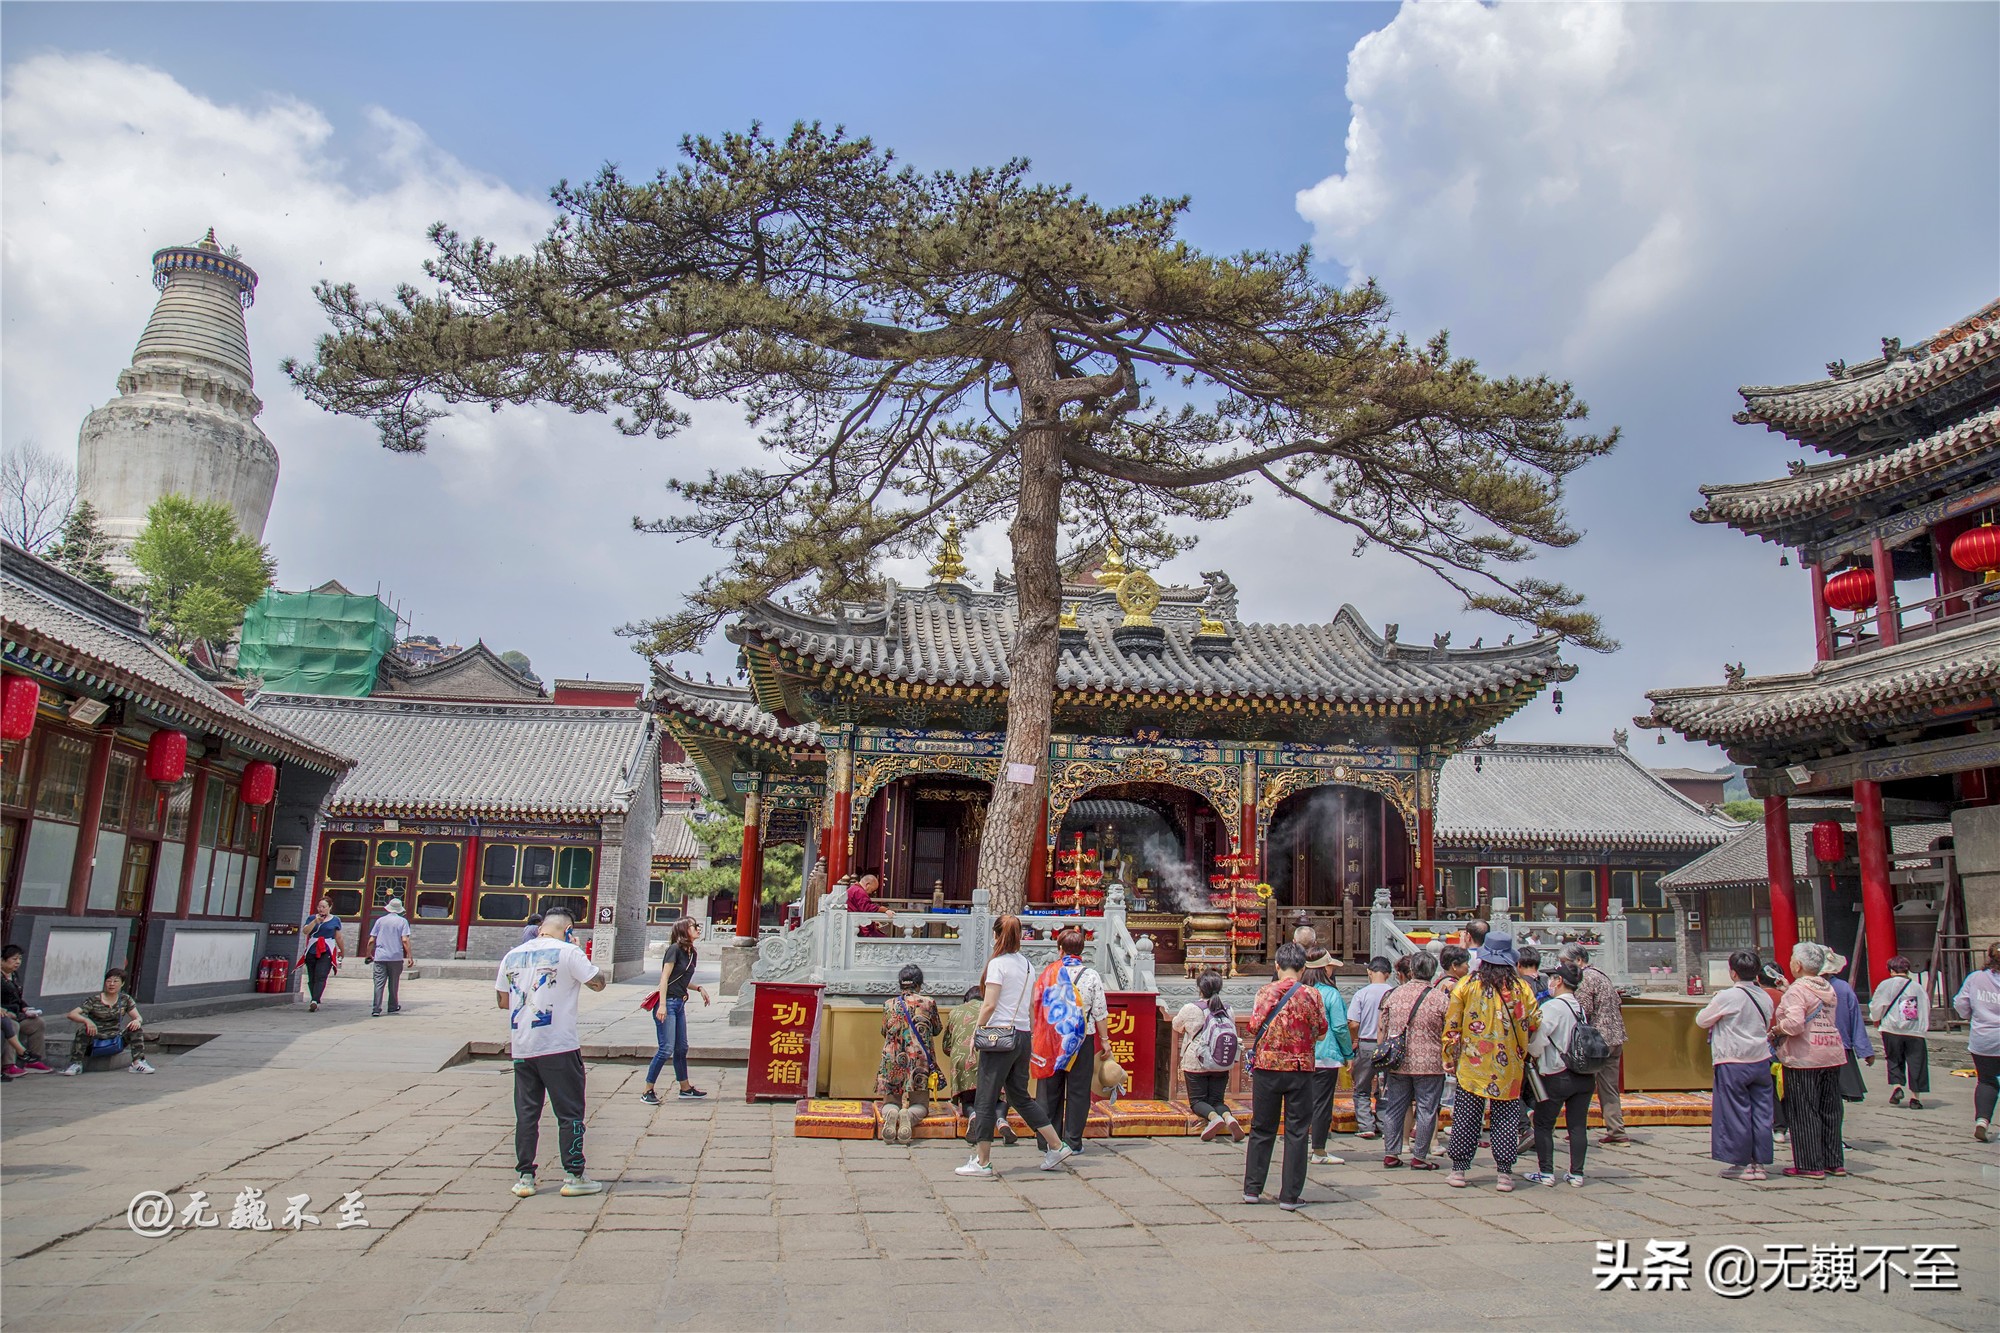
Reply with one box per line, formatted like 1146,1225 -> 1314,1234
969,1039 -> 1051,1145
1185,1071 -> 1230,1123
1975,1053 -> 2000,1124
1309,1067 -> 1342,1151
303,951 -> 335,1003
1532,1069 -> 1594,1175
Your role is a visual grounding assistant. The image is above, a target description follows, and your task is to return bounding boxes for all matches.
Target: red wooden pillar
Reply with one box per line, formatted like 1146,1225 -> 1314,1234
827,747 -> 853,887
1853,779 -> 1897,989
735,788 -> 764,941
1026,794 -> 1051,904
1239,754 -> 1259,879
1870,537 -> 1899,647
176,769 -> 209,918
454,824 -> 481,955
1763,795 -> 1799,973
1808,563 -> 1832,661
1596,861 -> 1612,920
1417,808 -> 1435,916
65,731 -> 115,914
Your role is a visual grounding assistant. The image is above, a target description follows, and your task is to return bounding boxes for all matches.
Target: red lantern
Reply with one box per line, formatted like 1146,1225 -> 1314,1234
1810,821 -> 1846,864
240,759 -> 278,806
1822,567 -> 1877,612
1,674 -> 39,742
1949,524 -> 2000,580
145,729 -> 188,784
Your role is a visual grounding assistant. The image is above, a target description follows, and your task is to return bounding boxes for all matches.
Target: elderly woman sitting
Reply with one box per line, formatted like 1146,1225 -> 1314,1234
877,964 -> 941,1144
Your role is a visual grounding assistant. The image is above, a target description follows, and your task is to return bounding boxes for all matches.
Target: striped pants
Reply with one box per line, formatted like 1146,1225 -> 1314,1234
1781,1064 -> 1844,1173
1446,1087 -> 1525,1172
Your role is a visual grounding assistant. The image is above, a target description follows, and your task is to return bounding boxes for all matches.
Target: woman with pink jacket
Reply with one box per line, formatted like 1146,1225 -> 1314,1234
1772,941 -> 1849,1179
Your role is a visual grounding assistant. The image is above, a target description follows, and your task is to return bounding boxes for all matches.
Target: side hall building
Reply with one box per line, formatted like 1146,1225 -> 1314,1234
2,543 -> 350,1011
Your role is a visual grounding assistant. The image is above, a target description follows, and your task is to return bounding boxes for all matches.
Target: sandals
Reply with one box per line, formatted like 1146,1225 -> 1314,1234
1409,1158 -> 1439,1171
1742,1166 -> 1767,1182
1781,1166 -> 1826,1180
1382,1155 -> 1404,1169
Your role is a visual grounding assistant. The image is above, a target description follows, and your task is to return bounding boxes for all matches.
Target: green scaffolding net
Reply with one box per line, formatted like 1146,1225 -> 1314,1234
237,589 -> 398,697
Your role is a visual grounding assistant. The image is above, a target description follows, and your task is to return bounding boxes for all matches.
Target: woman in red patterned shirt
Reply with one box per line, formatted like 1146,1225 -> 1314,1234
1241,941 -> 1329,1211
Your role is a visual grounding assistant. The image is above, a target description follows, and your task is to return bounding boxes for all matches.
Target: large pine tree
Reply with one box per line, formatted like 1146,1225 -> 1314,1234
289,124 -> 1616,912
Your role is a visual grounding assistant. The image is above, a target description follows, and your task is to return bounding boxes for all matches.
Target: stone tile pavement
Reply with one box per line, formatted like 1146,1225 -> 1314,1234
2,973 -> 1994,1331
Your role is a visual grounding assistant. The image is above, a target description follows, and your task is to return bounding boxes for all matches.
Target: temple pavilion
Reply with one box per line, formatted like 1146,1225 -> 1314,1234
655,536 -> 1575,962
1640,298 -> 2000,993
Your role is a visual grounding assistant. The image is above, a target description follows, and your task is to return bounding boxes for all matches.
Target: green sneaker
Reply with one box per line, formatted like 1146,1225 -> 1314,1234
560,1174 -> 604,1197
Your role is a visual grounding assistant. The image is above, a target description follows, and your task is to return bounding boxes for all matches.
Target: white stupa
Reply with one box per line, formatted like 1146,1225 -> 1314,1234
77,229 -> 278,574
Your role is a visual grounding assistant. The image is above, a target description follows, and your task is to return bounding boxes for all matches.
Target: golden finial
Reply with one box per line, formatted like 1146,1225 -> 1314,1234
929,518 -> 968,585
1059,603 -> 1080,630
1116,570 -> 1161,628
1093,536 -> 1127,591
1197,613 -> 1228,638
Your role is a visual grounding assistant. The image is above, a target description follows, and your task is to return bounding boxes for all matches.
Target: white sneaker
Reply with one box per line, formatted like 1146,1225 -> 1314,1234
1039,1144 -> 1077,1172
1309,1152 -> 1344,1165
61,1063 -> 82,1076
559,1175 -> 604,1197
954,1157 -> 995,1178
511,1173 -> 536,1198
128,1059 -> 155,1074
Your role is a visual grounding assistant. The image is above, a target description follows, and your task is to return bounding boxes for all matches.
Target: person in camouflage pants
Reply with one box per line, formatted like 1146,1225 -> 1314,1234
63,969 -> 149,1072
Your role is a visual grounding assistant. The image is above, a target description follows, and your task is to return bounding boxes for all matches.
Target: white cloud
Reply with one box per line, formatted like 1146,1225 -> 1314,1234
1294,1 -> 1997,763
1,52 -> 749,683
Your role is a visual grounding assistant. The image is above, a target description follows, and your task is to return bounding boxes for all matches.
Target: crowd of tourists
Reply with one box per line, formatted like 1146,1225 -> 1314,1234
850,912 -> 2000,1209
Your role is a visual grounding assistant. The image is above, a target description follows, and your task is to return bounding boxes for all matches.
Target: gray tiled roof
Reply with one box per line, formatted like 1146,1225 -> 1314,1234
1436,743 -> 1737,850
375,641 -> 545,701
652,671 -> 821,748
1662,818 -> 1951,892
1,543 -> 346,773
653,808 -> 703,862
733,583 -> 1569,704
1641,619 -> 2000,747
246,693 -> 654,818
1695,404 -> 2000,535
1736,300 -> 2000,452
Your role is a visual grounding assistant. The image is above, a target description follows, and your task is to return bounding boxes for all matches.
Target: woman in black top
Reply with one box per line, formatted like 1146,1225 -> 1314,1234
642,919 -> 712,1105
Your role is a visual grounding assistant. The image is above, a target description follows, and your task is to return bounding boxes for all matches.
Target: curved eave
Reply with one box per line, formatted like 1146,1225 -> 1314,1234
741,634 -> 1567,715
327,799 -> 613,824
2,629 -> 349,776
1436,829 -> 1733,851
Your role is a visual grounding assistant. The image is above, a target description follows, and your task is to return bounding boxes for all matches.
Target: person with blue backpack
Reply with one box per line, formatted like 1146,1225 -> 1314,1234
1031,928 -> 1110,1155
1174,971 -> 1243,1142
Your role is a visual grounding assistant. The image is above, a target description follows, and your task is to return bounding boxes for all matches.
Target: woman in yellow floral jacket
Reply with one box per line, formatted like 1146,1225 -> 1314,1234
1441,935 -> 1541,1193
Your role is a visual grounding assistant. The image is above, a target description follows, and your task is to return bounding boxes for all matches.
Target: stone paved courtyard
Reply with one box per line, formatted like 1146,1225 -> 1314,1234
2,972 -> 1994,1331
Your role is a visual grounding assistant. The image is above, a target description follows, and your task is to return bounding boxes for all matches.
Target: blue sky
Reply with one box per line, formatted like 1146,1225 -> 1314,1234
4,2 -> 1995,766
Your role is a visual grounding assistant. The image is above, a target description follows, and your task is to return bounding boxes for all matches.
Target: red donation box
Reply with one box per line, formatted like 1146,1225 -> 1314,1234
746,982 -> 825,1102
1102,992 -> 1159,1100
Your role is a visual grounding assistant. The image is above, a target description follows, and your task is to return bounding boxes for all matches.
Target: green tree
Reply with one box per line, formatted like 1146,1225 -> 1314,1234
288,123 -> 1616,913
127,494 -> 275,658
498,649 -> 540,682
1720,798 -> 1762,824
46,499 -> 120,594
673,798 -> 802,905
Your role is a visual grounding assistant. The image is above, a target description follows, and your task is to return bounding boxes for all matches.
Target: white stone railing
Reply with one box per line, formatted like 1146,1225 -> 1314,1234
1367,888 -> 1635,994
752,885 -> 1157,997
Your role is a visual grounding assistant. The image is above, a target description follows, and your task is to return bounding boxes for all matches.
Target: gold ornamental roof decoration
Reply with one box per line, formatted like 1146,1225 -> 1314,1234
1116,569 -> 1161,628
929,518 -> 969,585
1058,603 -> 1080,630
1092,537 -> 1128,591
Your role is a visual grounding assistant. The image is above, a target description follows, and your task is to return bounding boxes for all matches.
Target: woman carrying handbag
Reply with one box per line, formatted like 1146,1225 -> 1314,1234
957,914 -> 1069,1178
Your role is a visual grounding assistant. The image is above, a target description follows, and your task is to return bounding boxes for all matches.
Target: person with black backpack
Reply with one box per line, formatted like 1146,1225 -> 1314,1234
1523,961 -> 1596,1187
1173,970 -> 1243,1143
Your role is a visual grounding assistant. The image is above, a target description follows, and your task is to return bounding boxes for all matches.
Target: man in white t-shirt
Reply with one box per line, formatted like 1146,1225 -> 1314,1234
495,910 -> 607,1197
365,899 -> 414,1017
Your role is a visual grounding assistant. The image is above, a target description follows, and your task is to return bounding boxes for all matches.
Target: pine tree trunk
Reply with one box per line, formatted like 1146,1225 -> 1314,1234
978,333 -> 1065,917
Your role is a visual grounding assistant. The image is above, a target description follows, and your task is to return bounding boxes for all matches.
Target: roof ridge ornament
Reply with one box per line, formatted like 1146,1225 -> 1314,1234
1115,568 -> 1160,628
928,518 -> 968,585
1093,537 -> 1128,592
